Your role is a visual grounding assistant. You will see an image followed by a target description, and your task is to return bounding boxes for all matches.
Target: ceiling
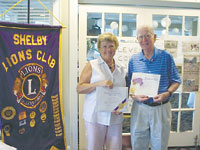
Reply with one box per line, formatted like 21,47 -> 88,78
78,0 -> 200,9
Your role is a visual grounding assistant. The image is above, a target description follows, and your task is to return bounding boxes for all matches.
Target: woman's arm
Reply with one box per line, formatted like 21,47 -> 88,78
77,62 -> 113,94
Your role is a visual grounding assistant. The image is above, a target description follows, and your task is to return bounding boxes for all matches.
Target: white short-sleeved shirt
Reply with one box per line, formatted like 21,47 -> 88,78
83,56 -> 127,125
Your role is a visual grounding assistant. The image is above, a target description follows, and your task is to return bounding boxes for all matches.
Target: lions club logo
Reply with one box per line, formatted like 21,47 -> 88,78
13,63 -> 48,109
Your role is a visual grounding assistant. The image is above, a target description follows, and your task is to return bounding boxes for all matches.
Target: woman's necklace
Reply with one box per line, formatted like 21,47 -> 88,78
108,63 -> 114,70
108,60 -> 115,71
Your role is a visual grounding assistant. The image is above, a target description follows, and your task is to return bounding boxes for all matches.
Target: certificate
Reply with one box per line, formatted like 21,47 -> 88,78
0,140 -> 17,150
129,73 -> 160,97
96,87 -> 128,112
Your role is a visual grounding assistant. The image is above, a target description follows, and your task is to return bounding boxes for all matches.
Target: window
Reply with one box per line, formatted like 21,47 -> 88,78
168,15 -> 183,36
86,12 -> 137,61
152,15 -> 167,37
171,92 -> 195,132
104,13 -> 119,36
0,0 -> 55,25
185,16 -> 198,36
122,14 -> 136,37
87,13 -> 102,36
153,14 -> 198,37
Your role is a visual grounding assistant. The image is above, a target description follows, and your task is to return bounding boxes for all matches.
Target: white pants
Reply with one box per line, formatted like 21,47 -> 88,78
130,101 -> 171,150
85,121 -> 122,150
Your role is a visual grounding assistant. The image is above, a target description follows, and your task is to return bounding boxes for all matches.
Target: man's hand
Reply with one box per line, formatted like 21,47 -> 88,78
153,92 -> 170,103
130,94 -> 149,102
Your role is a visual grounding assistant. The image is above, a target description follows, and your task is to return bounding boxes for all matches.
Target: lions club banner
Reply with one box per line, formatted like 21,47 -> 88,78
0,22 -> 66,150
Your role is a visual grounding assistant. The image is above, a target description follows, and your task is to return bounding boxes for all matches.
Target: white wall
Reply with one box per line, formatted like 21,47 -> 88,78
60,0 -> 78,149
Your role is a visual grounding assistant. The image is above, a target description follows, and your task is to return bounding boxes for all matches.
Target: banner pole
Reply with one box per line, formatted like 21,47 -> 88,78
28,0 -> 30,24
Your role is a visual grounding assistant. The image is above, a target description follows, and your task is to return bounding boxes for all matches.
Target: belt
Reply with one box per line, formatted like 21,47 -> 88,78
143,100 -> 169,107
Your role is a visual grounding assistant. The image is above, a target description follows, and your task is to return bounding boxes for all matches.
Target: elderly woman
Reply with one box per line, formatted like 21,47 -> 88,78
77,32 -> 126,150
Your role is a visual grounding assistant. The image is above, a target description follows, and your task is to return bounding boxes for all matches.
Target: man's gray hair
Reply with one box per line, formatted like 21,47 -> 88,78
136,25 -> 155,36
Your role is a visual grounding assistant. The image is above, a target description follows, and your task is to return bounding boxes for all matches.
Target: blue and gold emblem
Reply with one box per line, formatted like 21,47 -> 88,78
39,101 -> 47,113
30,119 -> 36,128
1,106 -> 16,120
30,111 -> 36,119
13,63 -> 48,109
3,124 -> 11,136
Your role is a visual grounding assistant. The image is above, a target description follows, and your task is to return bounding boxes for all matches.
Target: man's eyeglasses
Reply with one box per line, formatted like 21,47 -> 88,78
137,33 -> 153,41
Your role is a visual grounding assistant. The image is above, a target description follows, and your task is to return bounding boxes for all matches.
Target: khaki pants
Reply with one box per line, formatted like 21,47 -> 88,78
130,101 -> 171,150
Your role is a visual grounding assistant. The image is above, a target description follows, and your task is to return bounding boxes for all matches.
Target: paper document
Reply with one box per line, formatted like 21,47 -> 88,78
0,141 -> 17,150
129,73 -> 160,97
96,87 -> 128,112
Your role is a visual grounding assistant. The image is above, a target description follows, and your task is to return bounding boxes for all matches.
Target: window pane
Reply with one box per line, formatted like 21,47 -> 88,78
170,93 -> 179,108
180,111 -> 193,132
0,0 -> 28,23
181,93 -> 192,108
169,15 -> 183,36
185,92 -> 196,108
152,15 -> 167,37
185,16 -> 198,36
105,13 -> 119,36
86,38 -> 100,61
30,0 -> 53,25
123,117 -> 131,133
122,14 -> 136,37
87,13 -> 102,36
171,111 -> 178,132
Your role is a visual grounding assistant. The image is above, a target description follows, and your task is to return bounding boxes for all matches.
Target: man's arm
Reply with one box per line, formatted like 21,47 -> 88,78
167,82 -> 180,96
153,82 -> 180,103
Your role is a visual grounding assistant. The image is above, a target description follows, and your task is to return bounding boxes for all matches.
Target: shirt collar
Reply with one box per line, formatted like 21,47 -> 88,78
97,56 -> 118,68
97,56 -> 105,64
139,47 -> 158,61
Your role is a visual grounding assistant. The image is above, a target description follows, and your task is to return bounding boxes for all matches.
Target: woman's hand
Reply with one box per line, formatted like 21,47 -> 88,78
98,80 -> 113,89
113,111 -> 122,115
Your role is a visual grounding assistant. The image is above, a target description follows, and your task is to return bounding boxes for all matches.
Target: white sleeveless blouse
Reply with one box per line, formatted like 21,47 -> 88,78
83,56 -> 127,125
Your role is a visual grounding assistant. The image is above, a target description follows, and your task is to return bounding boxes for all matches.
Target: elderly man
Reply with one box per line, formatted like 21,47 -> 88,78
128,25 -> 181,150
